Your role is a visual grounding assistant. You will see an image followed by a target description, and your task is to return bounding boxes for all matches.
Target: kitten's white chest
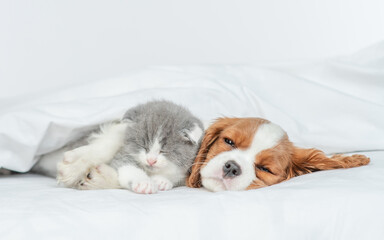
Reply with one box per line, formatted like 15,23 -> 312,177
151,162 -> 186,186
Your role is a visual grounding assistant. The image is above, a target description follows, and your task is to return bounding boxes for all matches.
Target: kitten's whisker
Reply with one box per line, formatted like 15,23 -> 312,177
190,162 -> 207,167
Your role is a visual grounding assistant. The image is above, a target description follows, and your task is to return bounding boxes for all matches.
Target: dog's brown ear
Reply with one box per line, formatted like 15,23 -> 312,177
186,118 -> 239,188
287,147 -> 370,178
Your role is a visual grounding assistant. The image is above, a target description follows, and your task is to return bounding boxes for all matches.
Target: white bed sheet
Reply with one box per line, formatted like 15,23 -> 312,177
1,150 -> 383,240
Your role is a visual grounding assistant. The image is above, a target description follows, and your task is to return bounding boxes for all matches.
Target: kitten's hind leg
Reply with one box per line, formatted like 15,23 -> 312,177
58,121 -> 129,189
78,164 -> 120,190
118,165 -> 158,194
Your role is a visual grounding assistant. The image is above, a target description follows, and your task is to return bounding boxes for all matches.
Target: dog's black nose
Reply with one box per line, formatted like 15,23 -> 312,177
223,160 -> 242,178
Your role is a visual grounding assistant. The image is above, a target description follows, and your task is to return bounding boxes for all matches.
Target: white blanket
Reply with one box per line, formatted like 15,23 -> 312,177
0,42 -> 383,172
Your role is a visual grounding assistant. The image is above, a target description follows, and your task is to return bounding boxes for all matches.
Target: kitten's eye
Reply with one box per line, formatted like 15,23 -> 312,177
224,138 -> 236,148
86,173 -> 92,180
159,150 -> 166,154
136,143 -> 147,150
139,145 -> 148,152
258,166 -> 272,174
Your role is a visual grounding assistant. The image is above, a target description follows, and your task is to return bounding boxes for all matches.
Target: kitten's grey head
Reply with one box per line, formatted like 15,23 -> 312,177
122,101 -> 204,172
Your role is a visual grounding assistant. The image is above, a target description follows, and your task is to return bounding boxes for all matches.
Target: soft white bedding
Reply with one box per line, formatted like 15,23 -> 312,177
0,43 -> 383,240
1,151 -> 383,240
1,42 -> 383,172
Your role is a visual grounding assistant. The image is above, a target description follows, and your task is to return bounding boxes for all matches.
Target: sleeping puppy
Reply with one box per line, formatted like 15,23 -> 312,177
187,118 -> 370,191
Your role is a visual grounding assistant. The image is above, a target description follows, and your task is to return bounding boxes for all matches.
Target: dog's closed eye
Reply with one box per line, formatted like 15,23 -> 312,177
224,138 -> 236,148
257,165 -> 273,174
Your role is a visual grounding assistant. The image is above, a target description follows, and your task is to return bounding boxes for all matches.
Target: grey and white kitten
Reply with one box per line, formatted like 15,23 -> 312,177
35,100 -> 204,194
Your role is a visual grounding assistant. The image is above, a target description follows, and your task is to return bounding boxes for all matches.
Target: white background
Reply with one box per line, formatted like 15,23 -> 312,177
1,0 -> 384,98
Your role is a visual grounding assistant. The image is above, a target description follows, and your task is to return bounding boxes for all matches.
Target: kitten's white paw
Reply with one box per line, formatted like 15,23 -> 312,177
131,179 -> 158,194
118,165 -> 157,194
151,176 -> 173,191
78,164 -> 120,190
62,150 -> 78,163
57,147 -> 93,187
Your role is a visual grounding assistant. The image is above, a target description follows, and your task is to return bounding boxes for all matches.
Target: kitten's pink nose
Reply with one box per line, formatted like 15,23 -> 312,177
147,158 -> 157,166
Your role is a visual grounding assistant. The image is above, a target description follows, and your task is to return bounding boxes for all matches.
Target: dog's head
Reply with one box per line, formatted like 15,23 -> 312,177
186,118 -> 370,191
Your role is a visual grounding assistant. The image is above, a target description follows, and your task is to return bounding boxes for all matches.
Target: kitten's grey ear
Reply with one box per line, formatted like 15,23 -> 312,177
180,124 -> 204,145
121,118 -> 134,124
123,109 -> 140,122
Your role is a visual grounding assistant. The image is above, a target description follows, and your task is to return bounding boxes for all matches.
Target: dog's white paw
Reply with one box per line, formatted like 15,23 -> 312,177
151,176 -> 173,191
131,179 -> 158,194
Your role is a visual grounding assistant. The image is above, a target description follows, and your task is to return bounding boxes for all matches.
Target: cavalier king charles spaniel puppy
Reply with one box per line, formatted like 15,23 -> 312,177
187,118 -> 370,191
